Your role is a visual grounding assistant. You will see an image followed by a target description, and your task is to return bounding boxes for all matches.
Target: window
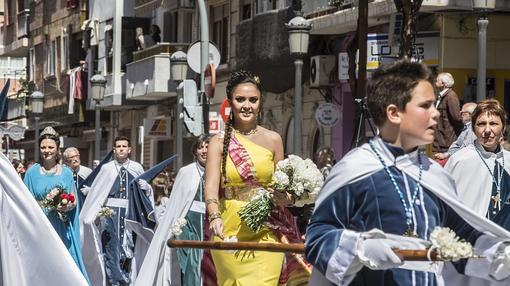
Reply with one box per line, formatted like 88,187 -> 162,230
61,29 -> 69,72
181,11 -> 193,43
105,21 -> 113,74
5,0 -> 14,25
211,3 -> 229,65
46,40 -> 56,76
241,0 -> 252,20
29,48 -> 35,80
164,11 -> 178,43
56,36 -> 61,72
164,10 -> 193,43
255,0 -> 291,14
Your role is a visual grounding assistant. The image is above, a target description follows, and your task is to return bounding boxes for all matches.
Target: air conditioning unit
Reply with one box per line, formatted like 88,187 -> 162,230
310,55 -> 335,88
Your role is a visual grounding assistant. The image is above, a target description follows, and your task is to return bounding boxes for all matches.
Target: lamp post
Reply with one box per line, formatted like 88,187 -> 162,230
473,0 -> 495,102
286,15 -> 311,156
90,73 -> 106,161
171,51 -> 189,169
30,91 -> 44,160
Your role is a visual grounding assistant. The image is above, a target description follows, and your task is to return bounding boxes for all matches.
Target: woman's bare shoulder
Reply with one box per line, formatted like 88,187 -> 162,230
258,126 -> 282,143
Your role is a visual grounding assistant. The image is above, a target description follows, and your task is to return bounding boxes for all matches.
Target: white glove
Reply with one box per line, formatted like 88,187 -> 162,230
138,179 -> 151,191
357,238 -> 426,270
490,244 -> 510,281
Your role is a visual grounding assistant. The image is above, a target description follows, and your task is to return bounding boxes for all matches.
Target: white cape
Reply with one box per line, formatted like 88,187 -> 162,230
311,138 -> 510,285
444,140 -> 510,286
134,162 -> 202,286
445,141 -> 510,217
79,159 -> 144,286
0,153 -> 88,286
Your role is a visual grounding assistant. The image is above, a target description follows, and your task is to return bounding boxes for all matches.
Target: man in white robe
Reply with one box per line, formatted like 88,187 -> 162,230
135,134 -> 211,286
0,152 -> 89,286
80,136 -> 146,286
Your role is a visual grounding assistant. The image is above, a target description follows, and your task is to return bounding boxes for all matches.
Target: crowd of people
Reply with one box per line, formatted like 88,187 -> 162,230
4,61 -> 510,286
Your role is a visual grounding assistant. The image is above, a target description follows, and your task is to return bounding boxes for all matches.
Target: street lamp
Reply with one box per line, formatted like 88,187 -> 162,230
473,0 -> 495,102
286,15 -> 311,156
30,91 -> 44,160
171,50 -> 189,169
90,73 -> 106,161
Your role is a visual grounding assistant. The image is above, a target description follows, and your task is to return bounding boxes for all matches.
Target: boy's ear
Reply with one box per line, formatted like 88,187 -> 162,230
386,104 -> 401,124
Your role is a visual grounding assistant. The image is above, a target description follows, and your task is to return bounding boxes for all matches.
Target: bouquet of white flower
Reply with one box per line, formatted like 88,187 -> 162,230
238,155 -> 324,232
273,155 -> 324,207
428,227 -> 474,261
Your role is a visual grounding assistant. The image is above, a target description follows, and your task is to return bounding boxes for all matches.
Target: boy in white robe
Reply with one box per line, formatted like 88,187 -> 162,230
306,60 -> 510,286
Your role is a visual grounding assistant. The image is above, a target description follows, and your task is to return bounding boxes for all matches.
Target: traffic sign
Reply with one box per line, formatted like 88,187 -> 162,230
219,99 -> 231,123
204,63 -> 216,98
0,125 -> 25,141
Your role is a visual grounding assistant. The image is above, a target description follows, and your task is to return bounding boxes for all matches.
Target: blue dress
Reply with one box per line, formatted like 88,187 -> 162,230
24,163 -> 90,283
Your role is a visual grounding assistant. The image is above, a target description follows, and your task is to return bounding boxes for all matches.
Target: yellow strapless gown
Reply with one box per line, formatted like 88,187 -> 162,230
211,134 -> 284,286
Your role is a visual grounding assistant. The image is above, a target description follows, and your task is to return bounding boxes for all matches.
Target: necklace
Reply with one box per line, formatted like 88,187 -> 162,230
114,160 -> 130,192
475,147 -> 504,212
234,127 -> 258,136
41,164 -> 58,175
369,140 -> 423,237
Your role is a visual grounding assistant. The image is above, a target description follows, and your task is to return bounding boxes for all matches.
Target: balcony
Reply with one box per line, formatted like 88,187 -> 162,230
126,43 -> 187,101
0,10 -> 30,57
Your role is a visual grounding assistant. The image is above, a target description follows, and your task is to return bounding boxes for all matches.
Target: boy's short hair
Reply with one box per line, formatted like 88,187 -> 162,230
114,136 -> 130,147
192,134 -> 212,156
471,99 -> 506,127
367,60 -> 434,127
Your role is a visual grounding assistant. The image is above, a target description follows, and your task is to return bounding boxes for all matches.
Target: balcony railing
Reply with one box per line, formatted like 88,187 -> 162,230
126,43 -> 189,101
132,42 -> 188,62
303,0 -> 374,18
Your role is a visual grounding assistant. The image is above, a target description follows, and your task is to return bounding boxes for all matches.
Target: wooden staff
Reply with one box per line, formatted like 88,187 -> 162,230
280,235 -> 312,274
167,239 -> 440,261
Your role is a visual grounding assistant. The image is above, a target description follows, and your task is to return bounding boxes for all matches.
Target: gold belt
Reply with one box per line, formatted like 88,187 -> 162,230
223,186 -> 265,202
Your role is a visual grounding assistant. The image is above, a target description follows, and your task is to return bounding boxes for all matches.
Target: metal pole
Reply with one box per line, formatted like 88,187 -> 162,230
197,0 -> 209,134
95,102 -> 101,160
293,58 -> 303,156
476,16 -> 488,102
34,117 -> 39,161
176,82 -> 184,169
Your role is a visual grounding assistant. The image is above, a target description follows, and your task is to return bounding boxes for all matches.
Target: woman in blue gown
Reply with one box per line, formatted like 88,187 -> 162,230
24,127 -> 90,283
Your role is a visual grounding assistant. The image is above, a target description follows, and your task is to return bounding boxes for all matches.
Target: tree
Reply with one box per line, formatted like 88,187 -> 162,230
393,0 -> 424,59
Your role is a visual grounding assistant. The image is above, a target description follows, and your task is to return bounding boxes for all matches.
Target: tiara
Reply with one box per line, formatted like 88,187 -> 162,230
40,126 -> 59,138
253,76 -> 260,84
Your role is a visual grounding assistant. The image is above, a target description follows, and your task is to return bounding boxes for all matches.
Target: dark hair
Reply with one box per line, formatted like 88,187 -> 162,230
12,158 -> 22,169
471,99 -> 506,129
114,136 -> 131,147
38,134 -> 61,162
367,60 -> 434,127
192,134 -> 212,157
221,70 -> 262,185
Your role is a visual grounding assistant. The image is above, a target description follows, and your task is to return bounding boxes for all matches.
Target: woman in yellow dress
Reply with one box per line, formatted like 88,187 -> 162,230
204,70 -> 294,285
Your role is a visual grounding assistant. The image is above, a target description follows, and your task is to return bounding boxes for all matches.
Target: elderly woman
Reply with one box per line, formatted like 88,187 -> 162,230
445,99 -> 510,224
24,126 -> 90,283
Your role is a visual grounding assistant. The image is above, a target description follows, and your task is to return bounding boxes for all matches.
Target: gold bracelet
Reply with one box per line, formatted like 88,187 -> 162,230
205,198 -> 219,205
208,212 -> 222,222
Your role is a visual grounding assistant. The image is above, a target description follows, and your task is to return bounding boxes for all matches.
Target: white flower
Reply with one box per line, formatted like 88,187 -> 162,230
176,217 -> 187,227
274,171 -> 290,189
251,188 -> 269,201
429,227 -> 473,261
224,236 -> 238,243
171,225 -> 183,236
430,227 -> 457,247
